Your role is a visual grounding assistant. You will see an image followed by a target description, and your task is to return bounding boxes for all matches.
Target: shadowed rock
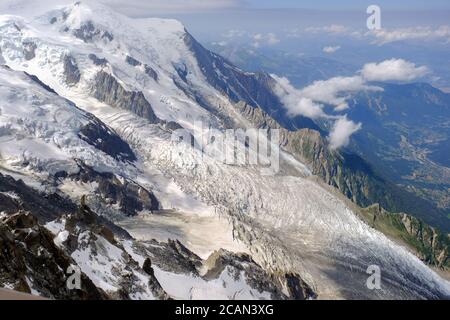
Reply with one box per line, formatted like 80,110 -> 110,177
22,41 -> 37,60
88,53 -> 108,66
78,114 -> 137,162
92,71 -> 159,123
63,55 -> 80,85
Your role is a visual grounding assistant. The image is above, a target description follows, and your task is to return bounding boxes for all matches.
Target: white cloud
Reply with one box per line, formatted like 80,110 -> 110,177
323,46 -> 340,53
222,29 -> 247,39
274,73 -> 362,149
252,32 -> 280,47
287,25 -> 349,38
266,33 -> 280,45
361,59 -> 429,82
272,75 -> 326,119
272,58 -> 428,149
305,24 -> 349,34
286,97 -> 326,119
211,41 -> 228,46
328,116 -> 361,150
289,24 -> 450,45
253,33 -> 263,40
368,25 -> 450,45
300,76 -> 381,111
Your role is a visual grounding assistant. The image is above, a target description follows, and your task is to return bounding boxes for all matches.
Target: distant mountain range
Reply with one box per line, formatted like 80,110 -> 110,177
208,44 -> 357,88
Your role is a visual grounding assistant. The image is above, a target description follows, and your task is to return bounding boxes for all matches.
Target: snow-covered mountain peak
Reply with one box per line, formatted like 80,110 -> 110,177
0,2 -> 229,130
37,2 -> 188,60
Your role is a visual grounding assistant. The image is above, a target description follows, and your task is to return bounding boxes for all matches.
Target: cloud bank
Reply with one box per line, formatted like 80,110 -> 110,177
368,25 -> 450,45
323,46 -> 340,53
273,58 -> 429,149
361,59 -> 429,82
252,33 -> 280,47
300,76 -> 381,111
289,24 -> 450,46
273,76 -> 326,119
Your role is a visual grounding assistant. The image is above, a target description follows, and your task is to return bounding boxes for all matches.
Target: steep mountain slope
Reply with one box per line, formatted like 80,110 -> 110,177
360,204 -> 449,270
0,66 -> 301,300
0,2 -> 449,299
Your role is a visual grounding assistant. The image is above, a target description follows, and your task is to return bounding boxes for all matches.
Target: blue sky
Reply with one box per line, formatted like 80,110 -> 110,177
243,0 -> 450,10
1,1 -> 449,90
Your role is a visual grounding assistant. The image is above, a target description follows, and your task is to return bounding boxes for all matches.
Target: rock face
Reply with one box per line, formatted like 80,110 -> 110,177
63,55 -> 81,85
22,41 -> 36,60
203,249 -> 316,300
78,115 -> 137,162
0,211 -> 107,299
125,55 -> 141,67
361,204 -> 449,270
0,173 -> 77,223
125,56 -> 158,81
24,72 -> 57,94
63,163 -> 160,216
92,71 -> 159,124
183,32 -> 320,132
400,214 -> 449,268
88,54 -> 108,66
71,21 -> 114,43
144,65 -> 158,82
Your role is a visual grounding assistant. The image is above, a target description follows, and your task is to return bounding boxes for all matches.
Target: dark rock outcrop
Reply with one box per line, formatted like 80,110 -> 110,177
24,72 -> 57,94
125,55 -> 141,67
135,239 -> 201,276
22,41 -> 37,60
72,21 -> 113,43
92,71 -> 159,123
281,273 -> 316,300
144,65 -> 158,81
126,56 -> 158,81
88,53 -> 108,66
78,115 -> 137,162
0,211 -> 107,299
0,173 -> 77,223
63,55 -> 80,85
203,249 -> 315,300
67,163 -> 160,216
